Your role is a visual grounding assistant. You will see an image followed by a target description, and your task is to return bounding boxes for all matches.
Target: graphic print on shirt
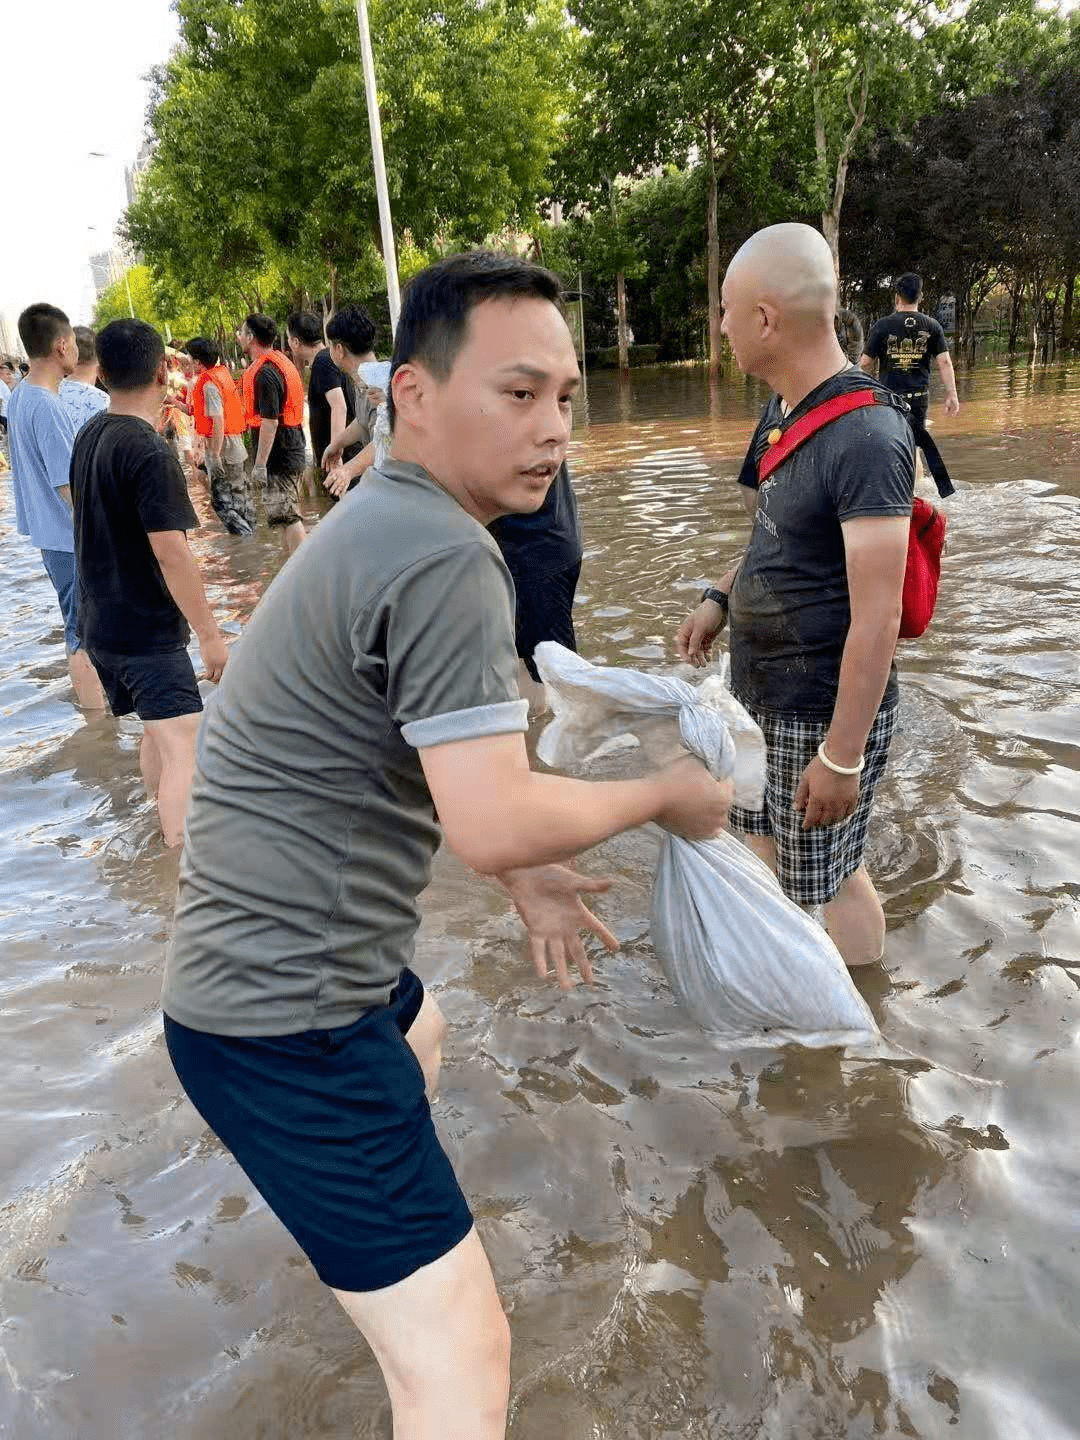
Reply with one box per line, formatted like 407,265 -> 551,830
883,315 -> 934,373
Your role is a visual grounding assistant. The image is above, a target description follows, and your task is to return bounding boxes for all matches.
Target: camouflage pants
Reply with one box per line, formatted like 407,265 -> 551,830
262,470 -> 305,530
209,458 -> 256,536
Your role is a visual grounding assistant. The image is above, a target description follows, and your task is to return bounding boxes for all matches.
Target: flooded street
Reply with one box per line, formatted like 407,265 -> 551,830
2,361 -> 1080,1438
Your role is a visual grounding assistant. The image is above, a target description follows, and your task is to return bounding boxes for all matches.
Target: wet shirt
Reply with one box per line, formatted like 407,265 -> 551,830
162,459 -> 528,1037
489,462 -> 582,581
306,347 -> 359,466
70,413 -> 198,655
864,311 -> 948,396
6,381 -> 77,552
730,369 -> 915,719
203,381 -> 248,465
254,364 -> 307,475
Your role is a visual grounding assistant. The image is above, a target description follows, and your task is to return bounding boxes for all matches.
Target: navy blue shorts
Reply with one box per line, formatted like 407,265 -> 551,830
163,968 -> 473,1293
88,646 -> 203,722
515,560 -> 581,681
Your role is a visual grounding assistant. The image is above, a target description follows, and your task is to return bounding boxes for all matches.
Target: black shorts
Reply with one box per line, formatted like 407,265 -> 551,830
88,645 -> 203,722
163,968 -> 473,1293
514,560 -> 582,681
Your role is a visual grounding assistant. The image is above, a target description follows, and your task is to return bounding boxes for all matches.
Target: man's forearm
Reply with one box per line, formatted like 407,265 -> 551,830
338,441 -> 376,485
826,616 -> 901,766
936,354 -> 959,402
444,768 -> 677,875
153,537 -> 219,639
210,416 -> 225,461
254,419 -> 277,467
334,415 -> 365,452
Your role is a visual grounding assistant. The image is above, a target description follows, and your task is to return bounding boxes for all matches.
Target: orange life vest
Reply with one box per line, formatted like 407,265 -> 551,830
192,364 -> 246,438
242,349 -> 305,430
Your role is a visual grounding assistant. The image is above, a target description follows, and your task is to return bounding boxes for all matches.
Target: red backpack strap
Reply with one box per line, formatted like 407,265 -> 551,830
758,389 -> 879,483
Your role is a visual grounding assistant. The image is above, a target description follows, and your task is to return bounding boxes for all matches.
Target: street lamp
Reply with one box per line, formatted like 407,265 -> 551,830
86,152 -> 135,319
354,0 -> 400,336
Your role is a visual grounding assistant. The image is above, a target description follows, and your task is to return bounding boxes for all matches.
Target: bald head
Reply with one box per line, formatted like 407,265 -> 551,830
721,224 -> 846,386
726,224 -> 837,327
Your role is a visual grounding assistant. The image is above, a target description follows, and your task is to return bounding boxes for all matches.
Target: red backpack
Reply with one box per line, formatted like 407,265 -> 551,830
757,388 -> 948,641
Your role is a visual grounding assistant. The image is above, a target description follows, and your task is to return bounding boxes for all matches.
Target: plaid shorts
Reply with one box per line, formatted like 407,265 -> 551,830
728,700 -> 898,906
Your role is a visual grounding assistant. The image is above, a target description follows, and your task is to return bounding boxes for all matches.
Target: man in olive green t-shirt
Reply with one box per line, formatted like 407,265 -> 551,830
162,251 -> 731,1440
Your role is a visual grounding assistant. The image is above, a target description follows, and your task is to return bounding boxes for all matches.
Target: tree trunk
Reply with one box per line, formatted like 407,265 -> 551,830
615,271 -> 629,372
607,177 -> 630,372
814,55 -> 869,281
1009,289 -> 1022,353
705,116 -> 722,374
1061,266 -> 1077,351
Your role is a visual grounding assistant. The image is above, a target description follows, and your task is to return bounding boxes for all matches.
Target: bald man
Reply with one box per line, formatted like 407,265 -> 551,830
676,223 -> 915,968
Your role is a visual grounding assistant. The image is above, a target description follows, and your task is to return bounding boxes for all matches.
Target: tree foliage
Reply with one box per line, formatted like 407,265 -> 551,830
127,0 -> 569,325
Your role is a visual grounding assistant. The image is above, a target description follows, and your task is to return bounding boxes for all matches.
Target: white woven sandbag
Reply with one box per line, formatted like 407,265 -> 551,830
534,643 -> 879,1050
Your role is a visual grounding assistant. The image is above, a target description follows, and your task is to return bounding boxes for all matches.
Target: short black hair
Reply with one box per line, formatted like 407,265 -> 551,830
896,273 -> 922,304
186,336 -> 220,368
18,302 -> 71,360
73,325 -> 97,365
96,318 -> 166,391
286,310 -> 324,347
387,251 -> 562,426
325,303 -> 377,358
244,313 -> 278,346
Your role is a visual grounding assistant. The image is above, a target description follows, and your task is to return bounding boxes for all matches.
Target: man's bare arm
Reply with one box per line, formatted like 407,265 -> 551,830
254,418 -> 277,469
858,352 -> 876,374
826,515 -> 910,764
326,386 -> 348,449
420,732 -> 730,876
147,530 -> 228,682
935,351 -> 960,415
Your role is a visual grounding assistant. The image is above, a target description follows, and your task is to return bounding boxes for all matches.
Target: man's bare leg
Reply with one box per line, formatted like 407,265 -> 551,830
744,833 -> 778,873
823,864 -> 886,967
282,519 -> 306,556
143,713 -> 201,847
405,991 -> 447,1098
69,649 -> 105,710
139,730 -> 163,799
333,1228 -> 511,1440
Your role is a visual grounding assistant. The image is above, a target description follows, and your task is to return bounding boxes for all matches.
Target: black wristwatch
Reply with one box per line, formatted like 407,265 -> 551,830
702,587 -> 729,610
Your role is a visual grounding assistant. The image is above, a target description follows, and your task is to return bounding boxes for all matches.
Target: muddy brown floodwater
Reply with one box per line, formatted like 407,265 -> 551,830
2,361 -> 1079,1439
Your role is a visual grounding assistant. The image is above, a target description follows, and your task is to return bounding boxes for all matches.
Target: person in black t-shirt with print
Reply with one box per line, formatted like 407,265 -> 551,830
677,224 -> 915,971
70,319 -> 229,848
861,272 -> 960,434
286,309 -> 362,475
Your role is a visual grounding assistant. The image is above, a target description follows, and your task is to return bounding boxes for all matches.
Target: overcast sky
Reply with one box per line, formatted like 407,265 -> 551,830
0,0 -> 179,353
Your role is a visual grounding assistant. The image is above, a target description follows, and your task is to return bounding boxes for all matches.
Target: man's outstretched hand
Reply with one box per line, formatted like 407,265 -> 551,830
497,863 -> 620,989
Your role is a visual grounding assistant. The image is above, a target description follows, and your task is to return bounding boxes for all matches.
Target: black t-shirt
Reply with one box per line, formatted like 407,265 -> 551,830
254,363 -> 308,474
864,311 -> 948,396
729,369 -> 915,719
489,462 -> 583,582
306,347 -> 360,466
70,412 -> 199,656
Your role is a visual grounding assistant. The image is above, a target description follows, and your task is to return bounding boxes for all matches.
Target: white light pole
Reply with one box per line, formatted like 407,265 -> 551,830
354,0 -> 401,335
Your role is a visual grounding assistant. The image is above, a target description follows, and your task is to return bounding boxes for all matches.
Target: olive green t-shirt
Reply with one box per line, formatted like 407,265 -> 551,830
162,459 -> 527,1036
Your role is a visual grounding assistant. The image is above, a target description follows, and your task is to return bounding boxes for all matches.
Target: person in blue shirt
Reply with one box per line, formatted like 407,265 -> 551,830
59,325 -> 110,434
6,303 -> 105,709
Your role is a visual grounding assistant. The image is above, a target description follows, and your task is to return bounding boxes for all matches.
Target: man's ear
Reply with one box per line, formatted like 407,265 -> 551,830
390,361 -> 428,429
156,356 -> 171,386
759,303 -> 778,339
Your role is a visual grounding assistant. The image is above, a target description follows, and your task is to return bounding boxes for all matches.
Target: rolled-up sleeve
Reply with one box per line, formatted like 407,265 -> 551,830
362,541 -> 528,748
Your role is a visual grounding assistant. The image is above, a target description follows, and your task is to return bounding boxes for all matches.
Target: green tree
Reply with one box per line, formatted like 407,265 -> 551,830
127,0 -> 570,325
561,0 -> 791,371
